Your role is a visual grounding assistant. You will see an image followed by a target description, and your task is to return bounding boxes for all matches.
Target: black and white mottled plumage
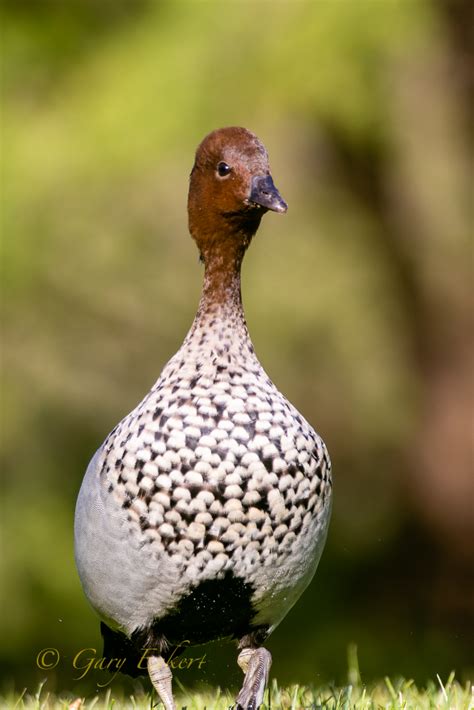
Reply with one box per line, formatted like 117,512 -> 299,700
75,127 -> 332,710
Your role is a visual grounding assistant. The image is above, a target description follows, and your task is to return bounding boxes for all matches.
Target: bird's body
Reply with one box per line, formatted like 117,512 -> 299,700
75,127 -> 332,709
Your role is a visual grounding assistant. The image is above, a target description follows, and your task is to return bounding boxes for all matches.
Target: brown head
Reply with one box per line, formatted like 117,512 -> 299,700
188,127 -> 287,270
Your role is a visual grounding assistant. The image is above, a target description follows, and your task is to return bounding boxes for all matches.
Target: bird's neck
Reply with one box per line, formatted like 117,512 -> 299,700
194,227 -> 252,320
201,244 -> 243,310
182,237 -> 256,357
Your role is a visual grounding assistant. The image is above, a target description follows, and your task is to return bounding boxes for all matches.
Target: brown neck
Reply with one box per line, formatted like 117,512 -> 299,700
197,236 -> 246,319
182,236 -> 257,359
190,205 -> 263,315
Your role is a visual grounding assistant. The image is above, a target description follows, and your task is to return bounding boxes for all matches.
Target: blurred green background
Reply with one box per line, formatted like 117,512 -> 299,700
1,0 -> 472,697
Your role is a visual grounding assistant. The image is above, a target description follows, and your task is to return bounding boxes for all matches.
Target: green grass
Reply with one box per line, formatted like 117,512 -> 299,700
3,674 -> 473,710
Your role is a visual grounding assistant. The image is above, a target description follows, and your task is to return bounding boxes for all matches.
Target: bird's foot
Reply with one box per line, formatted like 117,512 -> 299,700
235,647 -> 272,710
148,655 -> 176,710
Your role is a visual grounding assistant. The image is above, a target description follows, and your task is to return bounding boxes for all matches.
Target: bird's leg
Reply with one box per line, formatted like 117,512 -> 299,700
147,655 -> 176,710
235,647 -> 272,710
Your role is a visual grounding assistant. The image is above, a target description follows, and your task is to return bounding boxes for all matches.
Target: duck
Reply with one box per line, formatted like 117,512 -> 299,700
74,127 -> 332,710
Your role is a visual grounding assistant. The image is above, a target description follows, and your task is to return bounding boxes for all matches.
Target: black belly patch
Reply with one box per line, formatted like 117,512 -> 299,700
155,571 -> 258,645
101,572 -> 269,677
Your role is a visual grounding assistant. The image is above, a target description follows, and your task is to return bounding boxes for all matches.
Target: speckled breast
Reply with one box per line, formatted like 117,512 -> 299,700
99,341 -> 332,620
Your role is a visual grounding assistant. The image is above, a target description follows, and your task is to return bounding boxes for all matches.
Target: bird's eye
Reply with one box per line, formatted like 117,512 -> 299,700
217,162 -> 231,178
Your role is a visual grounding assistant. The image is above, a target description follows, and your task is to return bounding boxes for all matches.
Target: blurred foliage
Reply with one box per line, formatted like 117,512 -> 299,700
1,0 -> 472,696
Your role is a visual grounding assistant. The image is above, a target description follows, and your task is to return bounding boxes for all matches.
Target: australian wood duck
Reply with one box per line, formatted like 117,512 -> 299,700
74,127 -> 332,709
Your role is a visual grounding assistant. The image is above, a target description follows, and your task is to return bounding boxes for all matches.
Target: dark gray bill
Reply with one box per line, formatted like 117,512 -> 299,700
250,174 -> 288,213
